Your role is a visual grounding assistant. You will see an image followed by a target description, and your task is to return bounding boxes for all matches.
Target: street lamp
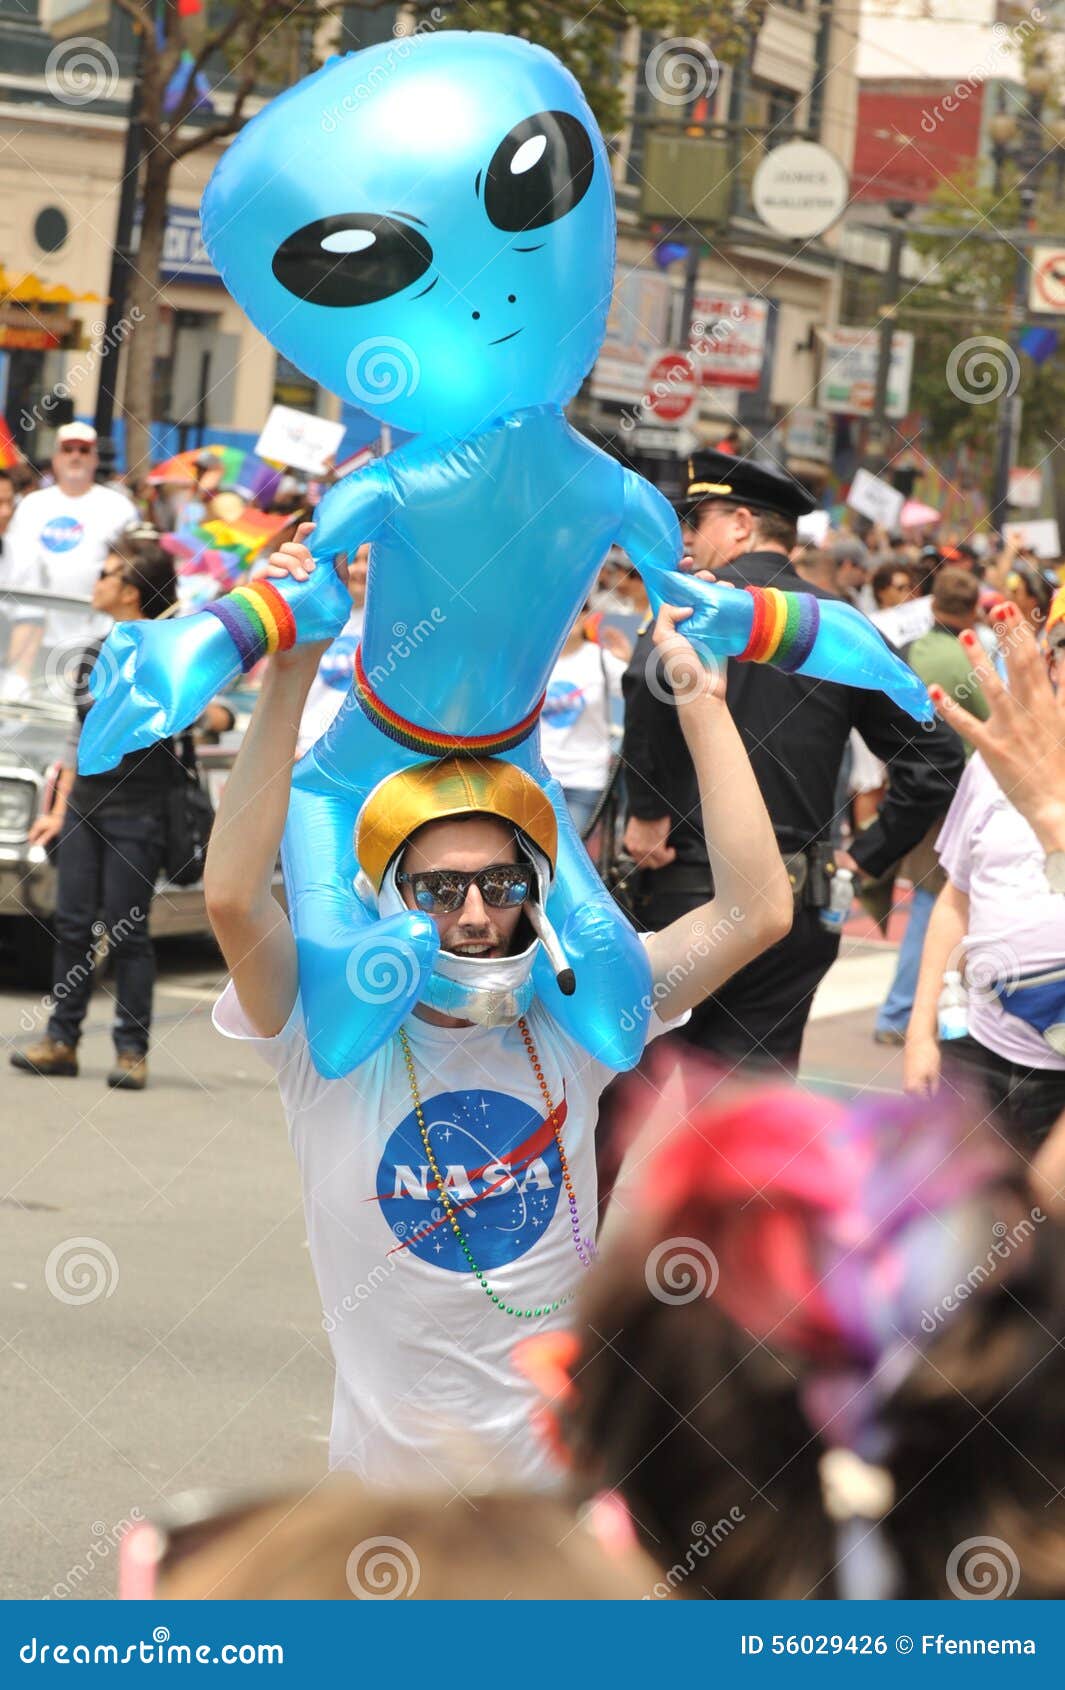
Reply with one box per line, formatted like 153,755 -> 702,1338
987,60 -> 1065,536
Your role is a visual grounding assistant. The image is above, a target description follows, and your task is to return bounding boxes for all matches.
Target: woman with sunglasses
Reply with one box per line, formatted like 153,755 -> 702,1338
10,529 -> 180,1090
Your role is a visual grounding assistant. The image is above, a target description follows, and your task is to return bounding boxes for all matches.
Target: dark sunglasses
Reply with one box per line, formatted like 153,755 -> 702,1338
396,861 -> 533,914
98,564 -> 126,581
59,442 -> 94,455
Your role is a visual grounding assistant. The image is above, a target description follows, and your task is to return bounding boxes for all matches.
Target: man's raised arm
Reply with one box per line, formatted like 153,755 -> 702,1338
204,583 -> 334,1037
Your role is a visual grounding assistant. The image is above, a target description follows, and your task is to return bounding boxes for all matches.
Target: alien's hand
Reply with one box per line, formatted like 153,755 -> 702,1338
77,613 -> 243,775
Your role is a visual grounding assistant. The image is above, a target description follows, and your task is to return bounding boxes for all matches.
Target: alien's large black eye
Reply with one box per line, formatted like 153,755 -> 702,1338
272,214 -> 433,307
484,111 -> 594,233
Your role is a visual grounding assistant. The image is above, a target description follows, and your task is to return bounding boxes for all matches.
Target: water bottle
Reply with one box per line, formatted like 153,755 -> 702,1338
819,867 -> 855,933
937,970 -> 969,1041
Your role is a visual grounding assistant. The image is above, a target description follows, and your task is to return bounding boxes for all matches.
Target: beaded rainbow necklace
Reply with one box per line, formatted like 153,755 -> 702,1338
396,1018 -> 596,1321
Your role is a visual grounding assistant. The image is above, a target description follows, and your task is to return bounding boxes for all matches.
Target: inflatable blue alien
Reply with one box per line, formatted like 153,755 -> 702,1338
79,31 -> 933,1079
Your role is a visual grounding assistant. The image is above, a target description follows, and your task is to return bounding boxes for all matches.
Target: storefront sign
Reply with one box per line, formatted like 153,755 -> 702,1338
818,327 -> 914,418
690,293 -> 769,391
134,204 -> 221,285
0,324 -> 62,350
778,406 -> 832,464
590,269 -> 673,406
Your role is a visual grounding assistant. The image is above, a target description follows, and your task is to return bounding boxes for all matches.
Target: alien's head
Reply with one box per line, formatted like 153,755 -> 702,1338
202,32 -> 616,442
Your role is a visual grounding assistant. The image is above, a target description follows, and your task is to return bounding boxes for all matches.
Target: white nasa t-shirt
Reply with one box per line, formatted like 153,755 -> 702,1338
540,640 -> 625,792
3,482 -> 138,599
2,482 -> 137,650
213,970 -> 682,1492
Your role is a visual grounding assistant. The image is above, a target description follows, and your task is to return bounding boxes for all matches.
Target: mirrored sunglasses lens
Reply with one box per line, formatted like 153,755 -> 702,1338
480,868 -> 531,907
415,875 -> 465,912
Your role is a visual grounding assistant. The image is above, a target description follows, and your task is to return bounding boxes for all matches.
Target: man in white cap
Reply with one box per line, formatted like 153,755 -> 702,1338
203,553 -> 793,1493
1,423 -> 137,676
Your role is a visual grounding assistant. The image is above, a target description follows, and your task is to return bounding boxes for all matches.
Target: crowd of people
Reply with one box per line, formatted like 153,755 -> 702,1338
2,425 -> 1065,1601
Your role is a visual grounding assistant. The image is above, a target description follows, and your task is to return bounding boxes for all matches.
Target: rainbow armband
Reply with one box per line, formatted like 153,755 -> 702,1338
738,586 -> 820,674
203,580 -> 298,672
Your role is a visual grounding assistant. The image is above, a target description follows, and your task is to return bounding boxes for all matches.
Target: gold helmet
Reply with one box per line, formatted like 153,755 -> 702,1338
1048,584 -> 1065,650
356,756 -> 558,891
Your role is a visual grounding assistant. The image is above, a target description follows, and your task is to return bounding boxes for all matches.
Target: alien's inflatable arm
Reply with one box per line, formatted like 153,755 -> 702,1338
616,470 -> 934,724
77,467 -> 393,777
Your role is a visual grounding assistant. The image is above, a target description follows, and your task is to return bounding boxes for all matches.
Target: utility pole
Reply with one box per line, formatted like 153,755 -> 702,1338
93,25 -> 146,478
868,200 -> 912,471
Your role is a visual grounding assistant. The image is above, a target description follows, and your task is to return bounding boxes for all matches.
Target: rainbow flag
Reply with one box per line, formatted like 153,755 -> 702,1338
147,445 -> 283,508
163,508 -> 292,590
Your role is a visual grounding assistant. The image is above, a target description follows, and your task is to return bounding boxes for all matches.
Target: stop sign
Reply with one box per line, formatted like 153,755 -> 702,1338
643,352 -> 699,421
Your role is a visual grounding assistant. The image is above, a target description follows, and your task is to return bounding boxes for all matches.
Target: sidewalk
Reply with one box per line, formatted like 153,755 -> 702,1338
799,895 -> 909,1096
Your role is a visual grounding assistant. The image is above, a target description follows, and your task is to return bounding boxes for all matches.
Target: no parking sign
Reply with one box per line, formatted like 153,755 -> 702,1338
1028,246 -> 1065,314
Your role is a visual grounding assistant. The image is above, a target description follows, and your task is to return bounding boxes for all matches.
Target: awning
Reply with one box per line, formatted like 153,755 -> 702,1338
0,266 -> 104,305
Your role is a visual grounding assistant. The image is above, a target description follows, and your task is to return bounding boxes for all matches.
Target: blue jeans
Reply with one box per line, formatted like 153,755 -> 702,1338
563,787 -> 602,836
875,885 -> 936,1035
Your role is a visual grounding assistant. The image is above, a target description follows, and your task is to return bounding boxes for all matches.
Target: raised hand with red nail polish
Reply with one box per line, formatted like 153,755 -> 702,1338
929,607 -> 1065,857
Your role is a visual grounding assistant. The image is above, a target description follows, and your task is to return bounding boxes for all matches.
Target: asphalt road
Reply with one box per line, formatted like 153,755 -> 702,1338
0,930 -> 902,1600
0,934 -> 329,1601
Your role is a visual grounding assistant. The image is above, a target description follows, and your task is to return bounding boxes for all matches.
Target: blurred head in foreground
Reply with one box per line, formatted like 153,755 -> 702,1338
132,1483 -> 658,1600
517,1073 -> 1065,1600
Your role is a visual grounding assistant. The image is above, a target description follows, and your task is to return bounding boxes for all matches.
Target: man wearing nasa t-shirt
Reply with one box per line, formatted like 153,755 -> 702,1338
2,422 -> 136,675
205,551 -> 792,1492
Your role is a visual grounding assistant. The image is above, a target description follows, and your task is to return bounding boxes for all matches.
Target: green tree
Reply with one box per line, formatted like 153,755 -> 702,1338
897,168 -> 1065,467
113,0 -> 322,475
411,0 -> 766,135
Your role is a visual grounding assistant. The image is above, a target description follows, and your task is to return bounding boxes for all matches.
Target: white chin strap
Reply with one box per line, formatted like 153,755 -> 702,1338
366,836 -> 570,1027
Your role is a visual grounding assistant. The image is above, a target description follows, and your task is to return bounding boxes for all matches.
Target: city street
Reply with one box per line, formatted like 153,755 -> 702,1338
0,926 -> 902,1600
0,935 -> 329,1602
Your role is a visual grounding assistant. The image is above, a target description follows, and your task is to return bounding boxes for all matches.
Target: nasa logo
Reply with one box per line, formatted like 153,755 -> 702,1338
320,635 -> 358,691
39,515 -> 84,554
541,678 -> 585,731
377,1087 -> 564,1272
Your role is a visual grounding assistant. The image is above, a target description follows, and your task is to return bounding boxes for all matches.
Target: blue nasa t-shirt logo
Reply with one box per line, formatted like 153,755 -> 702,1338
542,678 -> 585,732
377,1087 -> 564,1273
40,515 -> 84,554
319,635 -> 358,691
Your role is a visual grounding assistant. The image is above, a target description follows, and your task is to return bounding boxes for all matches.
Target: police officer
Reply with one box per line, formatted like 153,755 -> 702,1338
620,449 -> 965,1074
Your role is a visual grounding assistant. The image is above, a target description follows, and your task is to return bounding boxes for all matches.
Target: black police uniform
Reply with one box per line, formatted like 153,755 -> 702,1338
621,453 -> 965,1074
